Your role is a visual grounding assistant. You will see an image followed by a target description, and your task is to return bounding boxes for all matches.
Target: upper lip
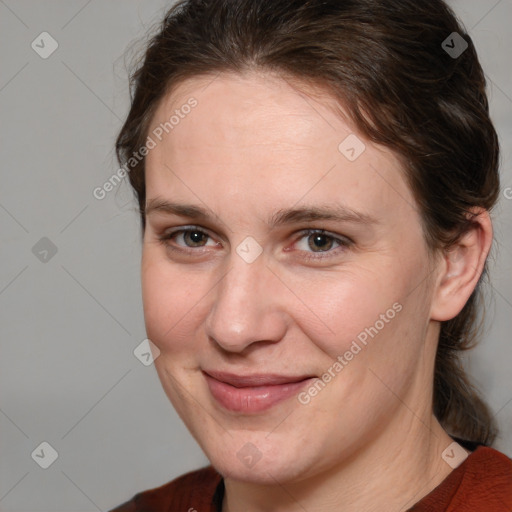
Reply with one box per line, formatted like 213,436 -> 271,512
203,370 -> 315,387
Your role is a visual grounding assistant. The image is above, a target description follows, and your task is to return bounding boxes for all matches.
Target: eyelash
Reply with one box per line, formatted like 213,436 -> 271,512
157,226 -> 353,261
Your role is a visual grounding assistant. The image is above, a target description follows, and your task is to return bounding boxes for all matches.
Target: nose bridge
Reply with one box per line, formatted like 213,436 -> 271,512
205,249 -> 284,352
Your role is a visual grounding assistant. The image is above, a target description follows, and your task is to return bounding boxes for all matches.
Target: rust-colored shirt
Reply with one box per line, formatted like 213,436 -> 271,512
110,445 -> 512,511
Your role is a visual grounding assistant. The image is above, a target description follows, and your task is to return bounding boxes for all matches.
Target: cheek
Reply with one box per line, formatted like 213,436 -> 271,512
288,267 -> 401,359
292,258 -> 427,404
141,249 -> 208,354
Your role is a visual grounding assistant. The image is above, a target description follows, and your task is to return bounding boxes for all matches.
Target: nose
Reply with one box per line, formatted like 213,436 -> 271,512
204,249 -> 288,354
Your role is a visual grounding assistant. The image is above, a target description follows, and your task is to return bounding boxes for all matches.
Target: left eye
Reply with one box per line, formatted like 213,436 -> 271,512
294,229 -> 349,253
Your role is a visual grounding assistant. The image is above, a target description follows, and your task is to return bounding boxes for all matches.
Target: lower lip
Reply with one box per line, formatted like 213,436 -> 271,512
204,374 -> 314,413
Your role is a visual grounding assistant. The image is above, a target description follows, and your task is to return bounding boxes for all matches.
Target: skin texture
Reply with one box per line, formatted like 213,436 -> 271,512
141,71 -> 493,512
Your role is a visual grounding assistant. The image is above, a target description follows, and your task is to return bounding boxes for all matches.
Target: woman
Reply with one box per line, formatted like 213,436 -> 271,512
111,0 -> 512,510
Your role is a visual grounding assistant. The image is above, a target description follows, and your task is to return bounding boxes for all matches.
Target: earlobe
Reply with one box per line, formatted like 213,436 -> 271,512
430,208 -> 493,322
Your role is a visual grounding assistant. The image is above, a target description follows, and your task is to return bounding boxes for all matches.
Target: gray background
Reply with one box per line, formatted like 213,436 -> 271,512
0,1 -> 511,510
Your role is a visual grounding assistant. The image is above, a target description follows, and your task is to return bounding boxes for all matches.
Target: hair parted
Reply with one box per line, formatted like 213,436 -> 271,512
116,0 -> 500,445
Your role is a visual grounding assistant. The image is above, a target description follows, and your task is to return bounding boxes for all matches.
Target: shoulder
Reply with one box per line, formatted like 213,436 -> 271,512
455,446 -> 512,503
412,446 -> 512,511
109,465 -> 223,512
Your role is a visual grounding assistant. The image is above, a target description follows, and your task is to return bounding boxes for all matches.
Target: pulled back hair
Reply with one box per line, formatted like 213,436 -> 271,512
116,0 -> 500,445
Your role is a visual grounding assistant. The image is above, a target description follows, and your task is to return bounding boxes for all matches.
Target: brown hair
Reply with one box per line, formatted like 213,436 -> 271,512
116,0 -> 500,445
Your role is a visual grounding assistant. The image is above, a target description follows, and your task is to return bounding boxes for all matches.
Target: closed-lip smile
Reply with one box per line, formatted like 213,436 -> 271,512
202,370 -> 316,413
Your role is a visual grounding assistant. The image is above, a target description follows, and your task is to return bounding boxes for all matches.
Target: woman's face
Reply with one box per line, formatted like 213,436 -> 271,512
142,71 -> 440,483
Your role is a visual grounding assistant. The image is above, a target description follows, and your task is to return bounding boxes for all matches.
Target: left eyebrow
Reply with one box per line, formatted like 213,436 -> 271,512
145,198 -> 379,228
268,204 -> 379,228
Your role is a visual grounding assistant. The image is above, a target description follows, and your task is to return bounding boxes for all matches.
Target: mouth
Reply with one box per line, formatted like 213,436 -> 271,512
202,370 -> 316,414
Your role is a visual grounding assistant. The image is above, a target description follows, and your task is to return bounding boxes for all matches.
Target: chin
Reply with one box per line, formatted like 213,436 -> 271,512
197,429 -> 320,484
213,454 -> 309,484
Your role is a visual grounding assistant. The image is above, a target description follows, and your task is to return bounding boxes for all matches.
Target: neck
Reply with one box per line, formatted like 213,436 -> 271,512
222,413 -> 457,512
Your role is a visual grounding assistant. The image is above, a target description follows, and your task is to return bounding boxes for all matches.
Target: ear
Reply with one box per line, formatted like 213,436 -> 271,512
430,207 -> 493,322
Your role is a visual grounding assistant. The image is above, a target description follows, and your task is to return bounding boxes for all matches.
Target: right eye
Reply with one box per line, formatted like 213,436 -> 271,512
157,226 -> 221,254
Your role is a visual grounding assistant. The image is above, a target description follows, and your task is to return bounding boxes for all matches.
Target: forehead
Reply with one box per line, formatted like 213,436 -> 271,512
145,72 -> 418,225
150,71 -> 357,150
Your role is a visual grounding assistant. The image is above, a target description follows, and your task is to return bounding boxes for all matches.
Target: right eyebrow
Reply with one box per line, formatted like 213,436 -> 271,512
145,198 -> 211,220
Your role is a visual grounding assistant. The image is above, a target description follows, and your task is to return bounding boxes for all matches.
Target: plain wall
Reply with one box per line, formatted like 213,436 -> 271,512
0,1 -> 511,510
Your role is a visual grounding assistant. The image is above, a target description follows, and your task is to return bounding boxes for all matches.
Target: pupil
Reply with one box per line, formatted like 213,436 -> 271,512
188,231 -> 204,245
311,234 -> 332,251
